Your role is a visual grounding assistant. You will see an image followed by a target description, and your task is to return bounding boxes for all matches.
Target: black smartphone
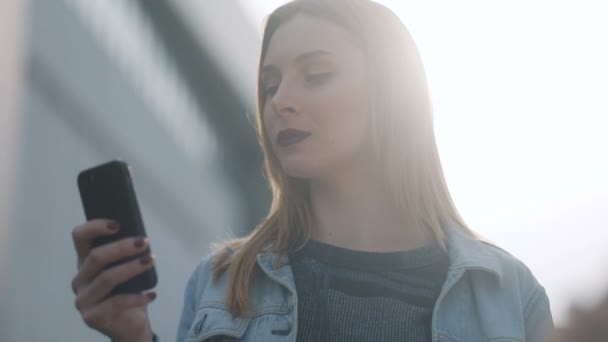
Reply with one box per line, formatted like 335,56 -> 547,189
77,160 -> 157,295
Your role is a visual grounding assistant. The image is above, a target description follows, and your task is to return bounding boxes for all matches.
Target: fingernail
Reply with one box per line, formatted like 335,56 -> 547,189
146,292 -> 157,301
134,237 -> 146,248
140,254 -> 154,265
107,221 -> 119,231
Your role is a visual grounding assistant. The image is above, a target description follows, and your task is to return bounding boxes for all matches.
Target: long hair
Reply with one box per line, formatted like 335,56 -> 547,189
211,0 -> 480,316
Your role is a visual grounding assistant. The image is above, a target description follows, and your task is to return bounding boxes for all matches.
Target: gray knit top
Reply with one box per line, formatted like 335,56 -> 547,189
289,238 -> 449,341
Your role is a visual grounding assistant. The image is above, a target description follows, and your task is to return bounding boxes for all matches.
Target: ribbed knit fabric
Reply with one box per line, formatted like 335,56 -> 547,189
288,239 -> 449,342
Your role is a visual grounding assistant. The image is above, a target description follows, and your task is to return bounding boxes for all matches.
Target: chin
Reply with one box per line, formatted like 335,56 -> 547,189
279,155 -> 322,179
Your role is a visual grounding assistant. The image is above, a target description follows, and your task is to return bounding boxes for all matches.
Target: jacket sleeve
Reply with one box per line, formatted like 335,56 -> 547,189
524,285 -> 554,342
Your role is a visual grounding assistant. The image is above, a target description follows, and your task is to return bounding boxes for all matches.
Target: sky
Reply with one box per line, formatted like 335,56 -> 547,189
239,0 -> 608,325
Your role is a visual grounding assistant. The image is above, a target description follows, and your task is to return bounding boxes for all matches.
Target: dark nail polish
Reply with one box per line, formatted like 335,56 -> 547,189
140,254 -> 153,265
134,237 -> 145,248
107,222 -> 119,231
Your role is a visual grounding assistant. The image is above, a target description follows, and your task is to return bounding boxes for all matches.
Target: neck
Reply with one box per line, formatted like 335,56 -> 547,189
308,161 -> 433,252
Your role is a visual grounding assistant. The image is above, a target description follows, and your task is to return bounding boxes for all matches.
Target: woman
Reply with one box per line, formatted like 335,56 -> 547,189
71,0 -> 562,341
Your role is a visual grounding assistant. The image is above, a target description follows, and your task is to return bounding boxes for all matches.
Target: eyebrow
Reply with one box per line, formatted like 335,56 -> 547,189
261,49 -> 333,77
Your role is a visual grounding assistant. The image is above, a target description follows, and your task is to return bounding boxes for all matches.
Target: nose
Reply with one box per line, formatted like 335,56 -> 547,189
270,81 -> 299,118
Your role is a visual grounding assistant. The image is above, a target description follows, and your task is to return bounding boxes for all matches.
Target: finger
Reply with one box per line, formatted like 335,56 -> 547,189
76,253 -> 155,310
72,219 -> 120,268
73,236 -> 149,292
79,292 -> 156,330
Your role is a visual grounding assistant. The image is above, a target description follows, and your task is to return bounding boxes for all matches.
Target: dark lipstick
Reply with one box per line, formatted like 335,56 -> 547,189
277,128 -> 312,146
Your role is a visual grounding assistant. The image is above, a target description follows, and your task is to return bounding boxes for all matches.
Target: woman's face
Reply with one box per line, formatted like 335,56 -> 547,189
261,14 -> 372,180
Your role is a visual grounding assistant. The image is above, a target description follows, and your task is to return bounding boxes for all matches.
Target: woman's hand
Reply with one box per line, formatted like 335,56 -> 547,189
71,219 -> 157,342
545,293 -> 608,342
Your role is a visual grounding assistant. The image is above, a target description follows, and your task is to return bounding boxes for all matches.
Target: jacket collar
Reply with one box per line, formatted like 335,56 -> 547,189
256,250 -> 297,298
441,220 -> 504,287
255,220 -> 504,289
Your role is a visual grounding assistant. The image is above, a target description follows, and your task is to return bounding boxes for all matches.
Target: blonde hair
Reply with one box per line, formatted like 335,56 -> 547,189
211,0 -> 479,316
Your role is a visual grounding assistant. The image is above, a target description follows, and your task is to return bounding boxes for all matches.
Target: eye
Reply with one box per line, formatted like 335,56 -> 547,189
306,72 -> 333,84
263,85 -> 279,97
263,72 -> 333,98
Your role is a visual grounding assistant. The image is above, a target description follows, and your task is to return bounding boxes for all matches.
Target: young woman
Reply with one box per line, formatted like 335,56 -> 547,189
71,0 -> 586,341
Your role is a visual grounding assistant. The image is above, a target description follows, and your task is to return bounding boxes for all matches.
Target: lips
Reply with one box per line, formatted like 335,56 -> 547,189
277,128 -> 312,147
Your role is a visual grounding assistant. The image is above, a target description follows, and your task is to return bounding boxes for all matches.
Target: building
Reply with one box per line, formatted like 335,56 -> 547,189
3,1 -> 269,340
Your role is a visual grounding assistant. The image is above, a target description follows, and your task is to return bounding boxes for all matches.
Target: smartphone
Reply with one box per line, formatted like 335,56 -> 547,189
77,160 -> 157,296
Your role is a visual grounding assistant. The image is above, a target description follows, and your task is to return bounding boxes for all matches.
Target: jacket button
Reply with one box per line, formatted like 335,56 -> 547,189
194,313 -> 207,335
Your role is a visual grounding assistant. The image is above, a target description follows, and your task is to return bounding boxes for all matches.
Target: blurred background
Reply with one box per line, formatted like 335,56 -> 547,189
0,0 -> 606,341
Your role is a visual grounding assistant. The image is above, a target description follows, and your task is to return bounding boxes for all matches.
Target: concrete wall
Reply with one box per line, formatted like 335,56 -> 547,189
0,0 -> 27,340
3,1 -> 246,341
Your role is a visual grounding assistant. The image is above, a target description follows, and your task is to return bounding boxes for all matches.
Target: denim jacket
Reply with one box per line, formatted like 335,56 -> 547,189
175,222 -> 553,342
